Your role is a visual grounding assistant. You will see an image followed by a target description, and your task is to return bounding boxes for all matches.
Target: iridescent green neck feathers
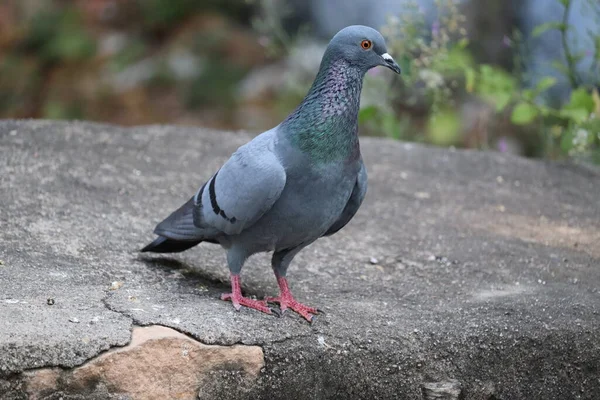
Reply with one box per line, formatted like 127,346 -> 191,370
282,58 -> 364,163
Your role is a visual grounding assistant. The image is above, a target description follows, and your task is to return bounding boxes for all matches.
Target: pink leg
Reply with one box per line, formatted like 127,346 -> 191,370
265,275 -> 319,322
220,274 -> 272,315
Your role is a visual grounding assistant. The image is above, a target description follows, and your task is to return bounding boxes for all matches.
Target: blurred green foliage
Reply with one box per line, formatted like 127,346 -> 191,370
24,8 -> 96,63
43,100 -> 84,120
110,39 -> 148,72
0,55 -> 40,115
0,0 -> 260,125
359,106 -> 409,140
140,0 -> 199,30
1,0 -> 598,164
466,0 -> 600,161
247,0 -> 297,57
364,0 -> 600,163
184,61 -> 247,108
138,0 -> 252,32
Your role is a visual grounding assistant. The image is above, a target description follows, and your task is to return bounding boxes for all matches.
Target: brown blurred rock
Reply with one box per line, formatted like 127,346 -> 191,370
23,325 -> 264,400
23,368 -> 60,400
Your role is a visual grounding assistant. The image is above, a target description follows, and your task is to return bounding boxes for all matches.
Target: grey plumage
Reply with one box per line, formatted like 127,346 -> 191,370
142,25 -> 401,321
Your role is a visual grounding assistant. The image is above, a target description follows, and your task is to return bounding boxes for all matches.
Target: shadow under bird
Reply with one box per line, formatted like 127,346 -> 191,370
141,25 -> 401,322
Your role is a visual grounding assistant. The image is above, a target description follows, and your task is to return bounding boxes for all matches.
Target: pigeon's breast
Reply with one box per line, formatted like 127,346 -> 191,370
238,159 -> 360,252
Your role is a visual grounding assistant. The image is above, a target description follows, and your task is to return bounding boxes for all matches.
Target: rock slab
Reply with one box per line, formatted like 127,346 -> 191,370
1,120 -> 599,399
22,326 -> 263,400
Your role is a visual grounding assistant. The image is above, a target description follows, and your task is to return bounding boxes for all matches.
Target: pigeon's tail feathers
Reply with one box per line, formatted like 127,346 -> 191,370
153,196 -> 204,240
140,236 -> 201,253
141,196 -> 217,253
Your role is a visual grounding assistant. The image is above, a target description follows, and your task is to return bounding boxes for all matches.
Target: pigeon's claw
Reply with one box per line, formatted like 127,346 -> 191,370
221,274 -> 273,315
265,295 -> 318,322
221,292 -> 272,314
266,275 -> 319,322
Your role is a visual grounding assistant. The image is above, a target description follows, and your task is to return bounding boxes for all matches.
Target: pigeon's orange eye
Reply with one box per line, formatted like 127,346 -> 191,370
361,40 -> 372,50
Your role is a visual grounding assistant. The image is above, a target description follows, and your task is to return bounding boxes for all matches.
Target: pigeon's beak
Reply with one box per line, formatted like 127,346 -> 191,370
381,53 -> 401,74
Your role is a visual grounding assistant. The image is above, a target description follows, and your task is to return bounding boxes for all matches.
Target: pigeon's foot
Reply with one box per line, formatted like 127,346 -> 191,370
265,294 -> 318,322
220,274 -> 272,315
220,292 -> 272,314
266,276 -> 318,322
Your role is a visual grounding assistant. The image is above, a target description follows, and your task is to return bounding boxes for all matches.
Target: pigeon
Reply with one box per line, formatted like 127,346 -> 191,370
141,25 -> 401,322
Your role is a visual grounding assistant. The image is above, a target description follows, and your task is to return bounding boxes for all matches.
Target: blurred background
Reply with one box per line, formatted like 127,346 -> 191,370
0,0 -> 599,163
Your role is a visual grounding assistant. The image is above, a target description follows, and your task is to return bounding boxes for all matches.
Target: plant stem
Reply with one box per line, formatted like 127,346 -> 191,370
561,0 -> 579,88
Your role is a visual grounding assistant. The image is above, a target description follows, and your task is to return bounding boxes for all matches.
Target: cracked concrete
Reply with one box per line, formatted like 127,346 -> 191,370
1,120 -> 600,399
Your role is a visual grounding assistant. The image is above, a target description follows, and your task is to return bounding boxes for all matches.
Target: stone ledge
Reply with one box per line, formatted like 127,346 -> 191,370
1,120 -> 599,399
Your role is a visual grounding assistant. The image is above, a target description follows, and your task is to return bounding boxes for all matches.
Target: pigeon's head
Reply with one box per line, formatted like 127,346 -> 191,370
326,25 -> 401,75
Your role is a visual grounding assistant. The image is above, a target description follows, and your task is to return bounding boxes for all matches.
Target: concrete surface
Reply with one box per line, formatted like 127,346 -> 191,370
0,120 -> 599,399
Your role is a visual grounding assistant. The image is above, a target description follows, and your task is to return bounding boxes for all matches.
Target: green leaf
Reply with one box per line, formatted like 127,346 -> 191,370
457,38 -> 469,49
473,64 -> 517,112
560,129 -> 575,152
475,64 -> 516,96
491,92 -> 512,112
534,77 -> 557,93
511,102 -> 539,125
443,47 -> 474,71
480,64 -> 493,77
464,67 -> 475,93
565,88 -> 594,113
532,22 -> 566,38
48,30 -> 96,61
427,110 -> 461,146
559,108 -> 589,123
522,89 -> 534,102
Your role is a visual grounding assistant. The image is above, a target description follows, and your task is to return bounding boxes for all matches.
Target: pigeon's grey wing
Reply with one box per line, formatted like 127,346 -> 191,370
195,134 -> 286,236
154,196 -> 207,240
323,160 -> 367,237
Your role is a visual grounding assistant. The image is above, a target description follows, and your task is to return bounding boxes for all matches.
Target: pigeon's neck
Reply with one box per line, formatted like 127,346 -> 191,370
282,58 -> 364,163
